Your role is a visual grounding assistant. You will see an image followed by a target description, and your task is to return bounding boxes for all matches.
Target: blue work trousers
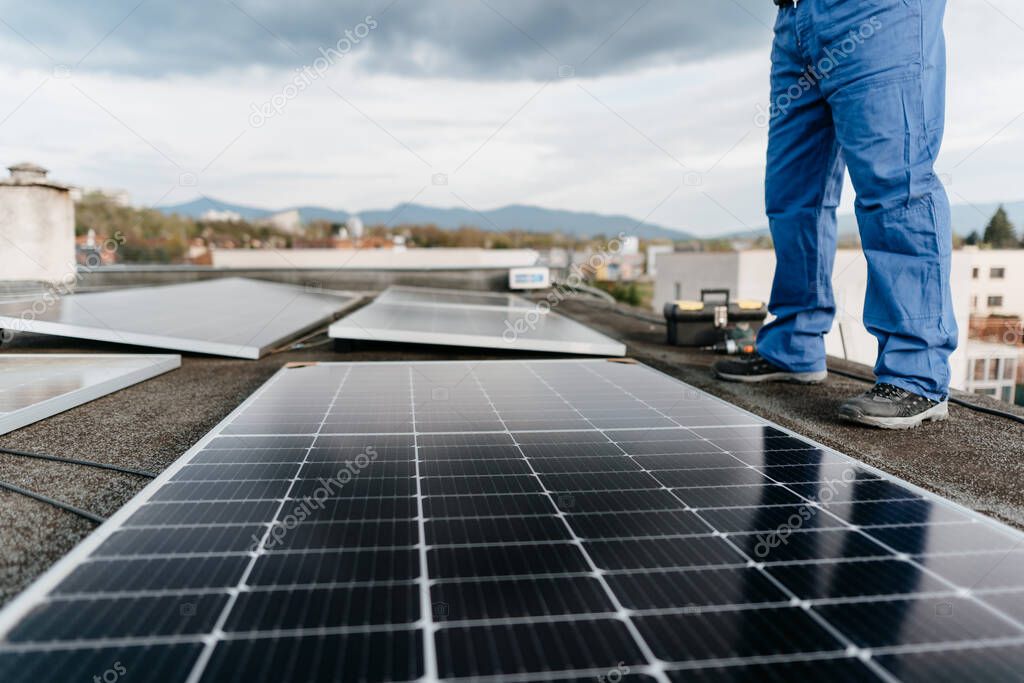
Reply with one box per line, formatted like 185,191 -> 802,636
757,0 -> 957,400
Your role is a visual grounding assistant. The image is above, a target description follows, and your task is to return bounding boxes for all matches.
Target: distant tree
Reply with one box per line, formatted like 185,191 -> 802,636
964,230 -> 981,246
983,206 -> 1018,248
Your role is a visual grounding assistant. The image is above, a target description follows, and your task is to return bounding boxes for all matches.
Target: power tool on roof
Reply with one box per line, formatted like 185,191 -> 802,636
662,289 -> 766,354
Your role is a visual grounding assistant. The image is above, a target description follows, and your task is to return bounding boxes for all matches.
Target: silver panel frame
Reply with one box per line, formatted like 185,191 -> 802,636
0,354 -> 181,436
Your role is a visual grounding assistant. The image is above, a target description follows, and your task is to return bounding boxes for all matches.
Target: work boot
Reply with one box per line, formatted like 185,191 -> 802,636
712,353 -> 827,384
839,383 -> 949,430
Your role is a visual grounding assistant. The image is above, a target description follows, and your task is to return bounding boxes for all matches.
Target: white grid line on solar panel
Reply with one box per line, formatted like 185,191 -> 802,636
576,361 -> 1024,648
1,585 -> 1005,631
408,365 -> 441,683
45,570 -> 1024,608
67,523 -> 1021,573
2,360 -> 1024,679
3,615 -> 1024,664
116,500 -> 945,532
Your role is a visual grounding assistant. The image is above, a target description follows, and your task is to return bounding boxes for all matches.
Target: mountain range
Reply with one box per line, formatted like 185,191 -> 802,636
158,196 -> 1023,242
159,196 -> 693,240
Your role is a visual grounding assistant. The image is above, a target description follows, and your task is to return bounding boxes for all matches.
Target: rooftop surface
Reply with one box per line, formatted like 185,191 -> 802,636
0,287 -> 1022,607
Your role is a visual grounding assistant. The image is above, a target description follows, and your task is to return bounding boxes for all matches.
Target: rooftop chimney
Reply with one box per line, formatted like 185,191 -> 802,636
0,161 -> 76,283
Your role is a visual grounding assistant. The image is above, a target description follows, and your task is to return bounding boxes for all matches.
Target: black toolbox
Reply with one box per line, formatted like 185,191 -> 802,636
663,289 -> 767,347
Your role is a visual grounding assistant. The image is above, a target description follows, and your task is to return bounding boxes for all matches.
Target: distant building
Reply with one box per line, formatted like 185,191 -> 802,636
211,247 -> 539,270
646,244 -> 674,277
965,248 -> 1024,316
256,209 -> 303,234
963,340 -> 1020,404
70,186 -> 131,207
201,209 -> 244,222
347,216 -> 364,240
0,162 -> 75,283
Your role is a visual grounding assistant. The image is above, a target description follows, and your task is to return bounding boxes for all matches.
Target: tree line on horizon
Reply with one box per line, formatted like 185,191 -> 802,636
964,205 -> 1023,249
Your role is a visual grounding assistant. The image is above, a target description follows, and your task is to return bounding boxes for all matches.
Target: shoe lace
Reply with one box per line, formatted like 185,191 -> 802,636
869,383 -> 906,400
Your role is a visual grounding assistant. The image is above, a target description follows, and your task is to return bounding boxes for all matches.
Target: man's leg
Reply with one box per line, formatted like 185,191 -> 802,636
754,6 -> 846,377
815,0 -> 957,404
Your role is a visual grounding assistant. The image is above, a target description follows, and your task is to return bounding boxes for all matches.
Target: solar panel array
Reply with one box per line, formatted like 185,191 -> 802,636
1,359 -> 1023,682
0,278 -> 360,359
329,286 -> 626,356
0,354 -> 180,435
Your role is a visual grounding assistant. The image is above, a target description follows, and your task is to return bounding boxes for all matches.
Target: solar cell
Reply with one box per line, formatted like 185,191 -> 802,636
0,278 -> 359,359
1,359 -> 1022,682
0,354 -> 180,435
328,285 -> 627,356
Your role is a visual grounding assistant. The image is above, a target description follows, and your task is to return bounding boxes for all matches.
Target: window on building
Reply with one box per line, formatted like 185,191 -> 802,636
972,359 -> 986,380
1002,386 -> 1013,403
988,295 -> 1004,308
972,295 -> 978,310
990,267 -> 1006,279
972,267 -> 979,279
1005,360 -> 1017,381
988,359 -> 1001,381
674,283 -> 681,300
974,387 -> 997,397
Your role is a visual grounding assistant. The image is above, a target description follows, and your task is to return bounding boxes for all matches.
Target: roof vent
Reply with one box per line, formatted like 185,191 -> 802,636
8,162 -> 49,182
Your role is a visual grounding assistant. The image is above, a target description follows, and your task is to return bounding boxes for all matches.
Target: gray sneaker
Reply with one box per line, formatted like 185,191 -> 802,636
839,383 -> 948,429
713,353 -> 827,385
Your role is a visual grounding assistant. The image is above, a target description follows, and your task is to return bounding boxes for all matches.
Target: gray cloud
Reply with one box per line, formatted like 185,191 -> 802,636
0,0 -> 775,79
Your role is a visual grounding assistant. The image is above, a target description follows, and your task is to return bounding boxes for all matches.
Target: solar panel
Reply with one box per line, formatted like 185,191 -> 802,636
0,354 -> 180,435
329,285 -> 626,356
1,359 -> 1022,683
0,278 -> 360,359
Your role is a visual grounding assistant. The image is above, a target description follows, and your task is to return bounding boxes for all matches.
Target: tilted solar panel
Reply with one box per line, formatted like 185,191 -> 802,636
0,278 -> 360,359
329,286 -> 626,356
0,354 -> 180,435
0,360 -> 1022,682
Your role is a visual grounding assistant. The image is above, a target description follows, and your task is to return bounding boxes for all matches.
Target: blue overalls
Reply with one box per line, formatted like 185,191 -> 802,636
756,0 -> 958,401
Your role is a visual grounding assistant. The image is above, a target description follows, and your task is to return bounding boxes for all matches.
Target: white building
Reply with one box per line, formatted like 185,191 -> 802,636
965,248 -> 1024,316
0,162 -> 76,283
646,244 -> 674,277
963,340 -> 1019,403
653,250 -> 975,393
201,209 -> 243,222
256,209 -> 303,235
212,247 -> 539,270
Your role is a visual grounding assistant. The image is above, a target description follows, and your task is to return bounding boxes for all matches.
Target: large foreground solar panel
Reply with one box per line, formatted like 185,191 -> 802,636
0,354 -> 180,435
1,359 -> 1023,682
329,285 -> 626,356
0,278 -> 360,359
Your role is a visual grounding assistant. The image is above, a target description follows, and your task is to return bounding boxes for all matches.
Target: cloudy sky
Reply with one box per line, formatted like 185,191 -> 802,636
1,0 -> 1022,235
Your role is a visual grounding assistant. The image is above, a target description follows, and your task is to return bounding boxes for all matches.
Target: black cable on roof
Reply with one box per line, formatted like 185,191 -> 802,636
0,446 -> 157,478
827,366 -> 1024,427
0,479 -> 105,524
